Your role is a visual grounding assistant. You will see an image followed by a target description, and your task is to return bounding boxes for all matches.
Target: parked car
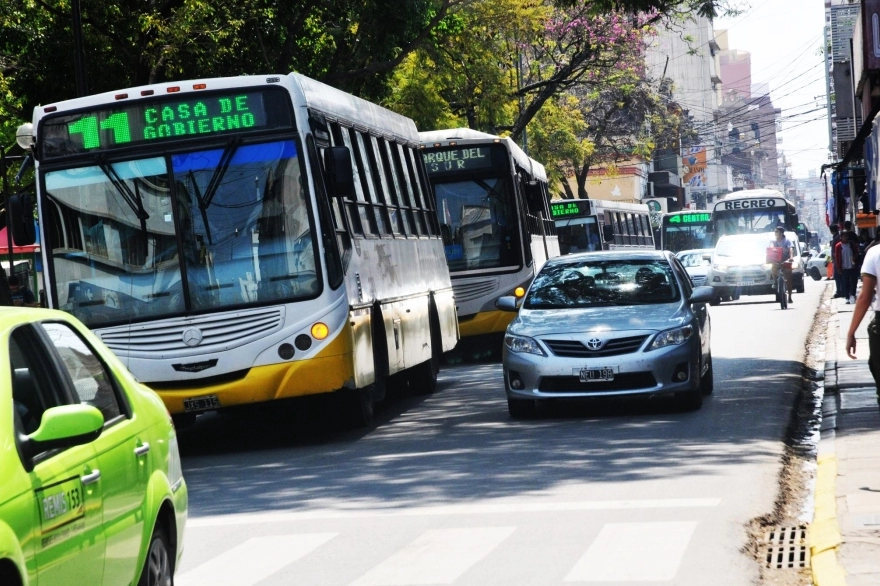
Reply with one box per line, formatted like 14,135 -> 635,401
675,248 -> 714,287
704,232 -> 807,303
496,250 -> 714,417
0,308 -> 187,586
806,246 -> 832,281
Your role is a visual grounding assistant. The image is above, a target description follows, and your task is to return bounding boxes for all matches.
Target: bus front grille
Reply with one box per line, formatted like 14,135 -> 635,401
452,279 -> 500,303
98,307 -> 285,355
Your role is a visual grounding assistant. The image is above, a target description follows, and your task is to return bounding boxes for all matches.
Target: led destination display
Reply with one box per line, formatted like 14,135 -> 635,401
549,200 -> 592,219
41,88 -> 292,158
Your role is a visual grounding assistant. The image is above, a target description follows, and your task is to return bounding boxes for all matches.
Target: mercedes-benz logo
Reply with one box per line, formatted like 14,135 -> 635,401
182,327 -> 204,347
586,337 -> 604,350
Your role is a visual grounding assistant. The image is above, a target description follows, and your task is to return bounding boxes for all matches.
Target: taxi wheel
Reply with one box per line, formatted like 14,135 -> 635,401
138,525 -> 173,586
701,355 -> 714,396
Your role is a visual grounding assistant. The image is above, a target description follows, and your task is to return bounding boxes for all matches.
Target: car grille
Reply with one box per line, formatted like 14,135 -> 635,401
543,335 -> 649,358
691,275 -> 707,286
724,268 -> 767,284
538,372 -> 657,392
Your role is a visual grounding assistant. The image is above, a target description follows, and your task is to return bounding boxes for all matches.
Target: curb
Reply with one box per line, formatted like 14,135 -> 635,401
810,295 -> 846,586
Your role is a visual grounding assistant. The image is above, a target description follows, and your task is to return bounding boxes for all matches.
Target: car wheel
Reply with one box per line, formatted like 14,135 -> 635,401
709,295 -> 721,306
507,397 -> 537,419
809,266 -> 822,281
138,524 -> 173,586
701,355 -> 714,395
795,273 -> 805,293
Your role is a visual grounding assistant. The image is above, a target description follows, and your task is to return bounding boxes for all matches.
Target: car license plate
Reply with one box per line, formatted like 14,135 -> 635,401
183,395 -> 220,412
736,280 -> 754,286
578,367 -> 615,382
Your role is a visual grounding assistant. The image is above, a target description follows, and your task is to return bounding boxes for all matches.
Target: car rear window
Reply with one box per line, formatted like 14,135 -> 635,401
525,259 -> 680,308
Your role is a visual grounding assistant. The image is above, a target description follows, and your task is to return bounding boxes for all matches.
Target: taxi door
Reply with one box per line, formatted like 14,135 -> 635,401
40,322 -> 151,586
10,324 -> 105,585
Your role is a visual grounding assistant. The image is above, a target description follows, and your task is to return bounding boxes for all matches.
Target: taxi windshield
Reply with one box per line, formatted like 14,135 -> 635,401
525,259 -> 680,309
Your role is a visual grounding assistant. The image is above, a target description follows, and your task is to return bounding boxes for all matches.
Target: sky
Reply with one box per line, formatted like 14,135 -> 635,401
715,0 -> 829,179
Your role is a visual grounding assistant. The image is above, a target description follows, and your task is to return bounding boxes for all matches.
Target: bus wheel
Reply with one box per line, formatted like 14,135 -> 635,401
408,358 -> 437,396
342,387 -> 374,427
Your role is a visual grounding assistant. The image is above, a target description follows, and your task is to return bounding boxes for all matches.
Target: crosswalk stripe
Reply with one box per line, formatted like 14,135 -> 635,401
175,533 -> 336,586
188,498 -> 721,528
564,522 -> 698,582
349,527 -> 516,585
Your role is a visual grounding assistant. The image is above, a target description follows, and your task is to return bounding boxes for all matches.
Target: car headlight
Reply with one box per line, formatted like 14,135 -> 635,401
649,325 -> 694,350
712,264 -> 728,272
504,333 -> 546,356
763,263 -> 773,270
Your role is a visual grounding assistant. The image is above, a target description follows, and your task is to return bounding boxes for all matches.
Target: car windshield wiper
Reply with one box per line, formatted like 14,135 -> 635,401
97,158 -> 150,237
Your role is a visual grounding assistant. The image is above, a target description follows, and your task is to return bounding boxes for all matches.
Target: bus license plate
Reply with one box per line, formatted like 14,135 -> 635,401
183,395 -> 220,412
578,367 -> 615,382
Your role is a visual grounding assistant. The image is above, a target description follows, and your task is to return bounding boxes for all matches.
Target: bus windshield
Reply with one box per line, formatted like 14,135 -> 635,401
44,139 -> 317,327
662,223 -> 712,252
714,209 -> 787,236
433,176 -> 520,272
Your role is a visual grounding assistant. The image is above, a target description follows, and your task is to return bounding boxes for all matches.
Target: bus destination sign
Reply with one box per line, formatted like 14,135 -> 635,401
423,146 -> 495,174
40,89 -> 290,158
549,200 -> 592,219
667,212 -> 711,224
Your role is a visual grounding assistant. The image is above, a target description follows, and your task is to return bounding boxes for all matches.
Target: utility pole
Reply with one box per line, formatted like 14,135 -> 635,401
72,0 -> 88,97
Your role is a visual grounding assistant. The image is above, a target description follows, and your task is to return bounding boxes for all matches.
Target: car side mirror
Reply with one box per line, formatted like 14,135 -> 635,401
689,286 -> 715,304
20,404 -> 104,466
702,253 -> 712,261
495,296 -> 519,312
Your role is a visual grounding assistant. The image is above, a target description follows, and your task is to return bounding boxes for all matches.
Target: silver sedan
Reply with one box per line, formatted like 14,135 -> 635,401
497,250 -> 714,418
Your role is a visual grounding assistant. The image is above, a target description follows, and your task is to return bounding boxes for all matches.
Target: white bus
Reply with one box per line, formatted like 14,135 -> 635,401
552,199 -> 655,253
712,189 -> 798,237
21,72 -> 458,426
419,129 -> 559,341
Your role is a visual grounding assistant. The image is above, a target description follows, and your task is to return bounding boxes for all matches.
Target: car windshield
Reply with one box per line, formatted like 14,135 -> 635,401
715,237 -> 771,259
677,252 -> 709,268
524,258 -> 680,309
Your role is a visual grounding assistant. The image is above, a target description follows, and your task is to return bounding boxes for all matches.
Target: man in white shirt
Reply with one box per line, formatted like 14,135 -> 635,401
846,243 -> 880,411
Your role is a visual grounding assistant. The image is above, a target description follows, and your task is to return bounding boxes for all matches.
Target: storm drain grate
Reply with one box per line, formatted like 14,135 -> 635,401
760,526 -> 810,570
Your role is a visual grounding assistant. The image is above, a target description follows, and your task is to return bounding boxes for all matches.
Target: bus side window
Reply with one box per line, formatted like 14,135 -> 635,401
389,144 -> 417,236
377,139 -> 405,236
338,128 -> 372,236
405,147 -> 435,237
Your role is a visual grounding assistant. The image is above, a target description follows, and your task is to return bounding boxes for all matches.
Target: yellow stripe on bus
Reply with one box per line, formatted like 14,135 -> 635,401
156,326 -> 356,414
458,310 -> 516,338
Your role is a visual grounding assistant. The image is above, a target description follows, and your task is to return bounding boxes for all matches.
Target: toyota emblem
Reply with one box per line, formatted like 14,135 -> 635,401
182,327 -> 204,347
586,338 -> 604,350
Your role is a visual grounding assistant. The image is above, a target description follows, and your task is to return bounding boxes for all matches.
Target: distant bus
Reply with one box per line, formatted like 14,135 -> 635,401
24,72 -> 459,426
713,189 -> 798,237
660,210 -> 713,252
552,199 -> 655,253
419,128 -> 559,341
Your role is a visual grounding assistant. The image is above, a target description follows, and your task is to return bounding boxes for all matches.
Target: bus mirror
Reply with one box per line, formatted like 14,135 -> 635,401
602,224 -> 614,243
8,193 -> 36,246
325,147 -> 355,199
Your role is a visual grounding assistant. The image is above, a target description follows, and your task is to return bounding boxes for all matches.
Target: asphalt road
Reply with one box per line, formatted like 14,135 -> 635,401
173,278 -> 827,586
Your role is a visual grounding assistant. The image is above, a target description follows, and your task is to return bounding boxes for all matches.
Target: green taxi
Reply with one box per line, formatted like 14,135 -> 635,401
0,308 -> 187,585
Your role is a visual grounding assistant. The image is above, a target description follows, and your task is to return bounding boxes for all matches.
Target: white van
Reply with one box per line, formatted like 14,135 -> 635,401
704,232 -> 806,304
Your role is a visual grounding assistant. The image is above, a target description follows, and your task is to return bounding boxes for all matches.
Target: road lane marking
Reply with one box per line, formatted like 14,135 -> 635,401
564,522 -> 698,582
349,527 -> 515,585
188,498 -> 721,528
175,533 -> 336,586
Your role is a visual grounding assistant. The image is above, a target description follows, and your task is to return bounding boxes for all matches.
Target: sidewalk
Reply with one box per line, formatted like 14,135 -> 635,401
812,289 -> 880,586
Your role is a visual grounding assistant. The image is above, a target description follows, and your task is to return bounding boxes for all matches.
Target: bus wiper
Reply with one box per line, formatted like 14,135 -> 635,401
187,171 -> 214,246
97,158 -> 149,236
201,137 -> 241,210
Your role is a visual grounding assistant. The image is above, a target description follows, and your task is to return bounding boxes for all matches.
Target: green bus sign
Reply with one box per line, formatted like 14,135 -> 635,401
550,200 -> 592,219
665,212 -> 711,225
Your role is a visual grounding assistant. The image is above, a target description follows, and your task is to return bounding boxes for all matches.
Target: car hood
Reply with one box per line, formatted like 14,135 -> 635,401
713,254 -> 764,267
509,302 -> 689,337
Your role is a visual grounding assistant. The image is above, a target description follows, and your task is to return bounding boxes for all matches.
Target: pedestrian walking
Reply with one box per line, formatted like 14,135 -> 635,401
846,243 -> 880,411
830,224 -> 843,297
835,230 -> 860,303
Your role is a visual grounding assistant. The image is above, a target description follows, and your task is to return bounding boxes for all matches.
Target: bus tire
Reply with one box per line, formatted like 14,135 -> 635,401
342,386 -> 374,427
408,358 -> 437,396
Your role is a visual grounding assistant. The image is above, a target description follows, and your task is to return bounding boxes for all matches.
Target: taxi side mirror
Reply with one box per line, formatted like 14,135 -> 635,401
20,404 -> 104,468
496,296 -> 519,312
689,286 -> 715,304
